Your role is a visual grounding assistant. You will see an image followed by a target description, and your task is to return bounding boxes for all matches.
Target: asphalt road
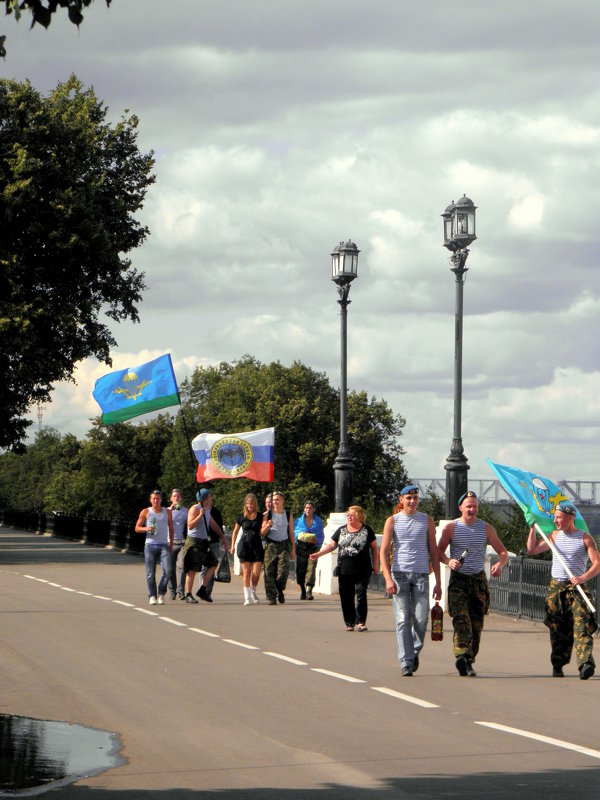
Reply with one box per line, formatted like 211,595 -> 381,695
2,527 -> 600,799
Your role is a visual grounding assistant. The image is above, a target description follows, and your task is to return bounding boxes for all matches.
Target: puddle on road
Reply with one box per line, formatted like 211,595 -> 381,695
0,714 -> 124,796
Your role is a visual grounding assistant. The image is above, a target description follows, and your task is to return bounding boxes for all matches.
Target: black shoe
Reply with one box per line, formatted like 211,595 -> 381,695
306,587 -> 313,600
300,587 -> 307,600
169,593 -> 177,600
466,662 -> 477,677
412,655 -> 419,673
277,591 -> 285,604
401,666 -> 413,677
178,592 -> 186,600
267,598 -> 277,605
456,656 -> 469,676
185,593 -> 198,604
197,585 -> 213,603
579,662 -> 595,680
552,665 -> 564,678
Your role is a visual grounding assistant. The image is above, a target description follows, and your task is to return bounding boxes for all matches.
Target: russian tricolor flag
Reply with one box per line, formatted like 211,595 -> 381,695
192,427 -> 274,483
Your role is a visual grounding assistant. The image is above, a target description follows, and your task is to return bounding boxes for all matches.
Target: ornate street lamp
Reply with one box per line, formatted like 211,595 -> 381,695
331,240 -> 360,512
442,195 -> 477,518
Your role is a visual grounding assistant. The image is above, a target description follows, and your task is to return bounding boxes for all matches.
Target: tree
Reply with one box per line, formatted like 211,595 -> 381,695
1,1 -> 112,58
160,356 -> 408,527
0,75 -> 155,449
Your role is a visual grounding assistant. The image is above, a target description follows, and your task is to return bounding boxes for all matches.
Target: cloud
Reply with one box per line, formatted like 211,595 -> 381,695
9,1 -> 600,487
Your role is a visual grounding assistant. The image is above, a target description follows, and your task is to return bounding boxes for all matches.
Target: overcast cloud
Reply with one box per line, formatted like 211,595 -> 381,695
3,1 -> 600,484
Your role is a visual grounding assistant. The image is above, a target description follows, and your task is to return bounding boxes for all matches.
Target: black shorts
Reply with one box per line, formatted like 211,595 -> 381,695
182,538 -> 218,572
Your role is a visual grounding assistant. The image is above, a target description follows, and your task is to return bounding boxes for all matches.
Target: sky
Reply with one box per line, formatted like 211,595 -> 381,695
3,0 -> 600,486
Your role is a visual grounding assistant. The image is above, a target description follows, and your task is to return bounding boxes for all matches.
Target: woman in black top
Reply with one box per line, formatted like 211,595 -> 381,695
311,505 -> 378,631
231,493 -> 264,605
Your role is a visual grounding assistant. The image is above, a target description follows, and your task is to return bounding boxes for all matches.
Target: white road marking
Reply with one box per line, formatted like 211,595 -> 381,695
311,668 -> 365,683
60,587 -> 76,592
159,617 -> 188,627
372,686 -> 440,709
48,582 -> 61,587
134,608 -> 159,616
188,627 -> 220,638
92,595 -> 112,600
475,721 -> 600,760
263,652 -> 308,666
223,639 -> 260,650
113,600 -> 135,607
76,591 -> 94,596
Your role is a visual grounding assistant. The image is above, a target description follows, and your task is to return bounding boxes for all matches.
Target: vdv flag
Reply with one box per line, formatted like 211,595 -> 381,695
192,427 -> 274,483
93,354 -> 180,425
487,459 -> 589,535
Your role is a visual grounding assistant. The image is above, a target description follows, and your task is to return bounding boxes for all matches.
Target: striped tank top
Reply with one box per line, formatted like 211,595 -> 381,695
146,508 -> 169,545
392,511 -> 430,573
551,530 -> 588,581
450,518 -> 486,575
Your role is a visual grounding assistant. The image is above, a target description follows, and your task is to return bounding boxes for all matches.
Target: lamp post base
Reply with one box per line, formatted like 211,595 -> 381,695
333,452 -> 354,513
444,452 -> 469,519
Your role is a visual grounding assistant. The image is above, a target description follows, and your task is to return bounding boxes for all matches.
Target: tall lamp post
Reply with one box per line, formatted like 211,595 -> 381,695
442,195 -> 477,518
331,240 -> 360,512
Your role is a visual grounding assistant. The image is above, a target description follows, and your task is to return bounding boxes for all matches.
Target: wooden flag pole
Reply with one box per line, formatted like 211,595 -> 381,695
534,523 -> 596,614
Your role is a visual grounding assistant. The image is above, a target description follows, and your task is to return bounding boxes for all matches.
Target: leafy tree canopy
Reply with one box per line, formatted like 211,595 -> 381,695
1,1 -> 112,57
0,358 -> 408,529
160,356 -> 408,528
0,75 -> 155,449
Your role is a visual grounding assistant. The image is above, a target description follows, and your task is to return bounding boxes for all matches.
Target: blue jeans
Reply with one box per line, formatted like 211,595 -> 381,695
392,571 -> 430,667
145,543 -> 171,598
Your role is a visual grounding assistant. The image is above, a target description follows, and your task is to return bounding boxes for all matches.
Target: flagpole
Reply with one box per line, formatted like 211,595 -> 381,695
179,409 -> 201,492
534,523 -> 596,614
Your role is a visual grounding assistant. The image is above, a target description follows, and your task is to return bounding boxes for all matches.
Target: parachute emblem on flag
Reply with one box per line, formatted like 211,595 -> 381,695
112,371 -> 151,402
525,477 -> 567,516
210,436 -> 253,477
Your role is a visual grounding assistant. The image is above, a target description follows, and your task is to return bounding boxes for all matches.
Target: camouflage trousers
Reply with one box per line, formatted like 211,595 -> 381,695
544,579 -> 598,669
448,570 -> 490,663
264,540 -> 290,601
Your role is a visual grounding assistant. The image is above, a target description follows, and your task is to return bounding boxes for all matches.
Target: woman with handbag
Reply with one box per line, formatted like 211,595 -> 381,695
230,493 -> 264,605
310,505 -> 378,631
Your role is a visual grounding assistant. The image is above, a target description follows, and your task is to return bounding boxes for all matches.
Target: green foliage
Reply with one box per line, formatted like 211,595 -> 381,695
0,357 -> 408,528
0,75 -> 155,449
158,356 -> 408,525
476,501 -> 531,556
417,487 -> 447,525
2,2 -> 112,58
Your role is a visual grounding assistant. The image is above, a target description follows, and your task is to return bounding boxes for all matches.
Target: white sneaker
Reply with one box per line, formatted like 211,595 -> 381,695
157,595 -> 165,605
250,588 -> 259,604
244,597 -> 252,606
149,596 -> 157,605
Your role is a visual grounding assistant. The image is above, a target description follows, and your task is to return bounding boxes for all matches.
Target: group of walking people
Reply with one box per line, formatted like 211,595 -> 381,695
136,481 -> 600,680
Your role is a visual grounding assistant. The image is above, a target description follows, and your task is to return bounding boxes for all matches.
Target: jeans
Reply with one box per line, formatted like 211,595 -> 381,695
168,541 -> 186,596
145,543 -> 171,598
392,571 -> 430,667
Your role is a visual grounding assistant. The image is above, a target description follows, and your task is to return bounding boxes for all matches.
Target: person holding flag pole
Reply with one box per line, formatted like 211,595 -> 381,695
527,503 -> 599,679
488,459 -> 599,679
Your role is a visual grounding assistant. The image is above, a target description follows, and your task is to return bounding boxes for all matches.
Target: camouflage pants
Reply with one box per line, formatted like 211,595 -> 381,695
448,570 -> 490,663
544,578 -> 598,669
264,540 -> 290,601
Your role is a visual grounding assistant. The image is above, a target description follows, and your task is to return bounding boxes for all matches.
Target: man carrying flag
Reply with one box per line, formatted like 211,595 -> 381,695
527,502 -> 600,679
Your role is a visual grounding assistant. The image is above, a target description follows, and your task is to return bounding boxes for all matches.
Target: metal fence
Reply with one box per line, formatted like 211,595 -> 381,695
489,554 -> 600,622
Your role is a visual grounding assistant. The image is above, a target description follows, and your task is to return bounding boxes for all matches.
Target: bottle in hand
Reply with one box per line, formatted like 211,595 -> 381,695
458,548 -> 469,565
431,601 -> 443,641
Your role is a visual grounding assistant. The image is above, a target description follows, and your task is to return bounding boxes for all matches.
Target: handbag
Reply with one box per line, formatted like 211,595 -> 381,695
214,552 -> 231,583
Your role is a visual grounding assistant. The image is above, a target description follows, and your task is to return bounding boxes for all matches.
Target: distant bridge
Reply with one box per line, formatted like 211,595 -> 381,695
413,479 -> 600,505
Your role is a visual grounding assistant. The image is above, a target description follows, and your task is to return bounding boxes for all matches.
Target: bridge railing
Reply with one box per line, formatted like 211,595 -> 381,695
413,478 -> 600,504
488,554 -> 600,623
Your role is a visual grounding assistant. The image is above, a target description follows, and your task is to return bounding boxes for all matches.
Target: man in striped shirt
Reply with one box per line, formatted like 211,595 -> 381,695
437,491 -> 508,677
380,485 -> 442,677
526,501 -> 600,679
